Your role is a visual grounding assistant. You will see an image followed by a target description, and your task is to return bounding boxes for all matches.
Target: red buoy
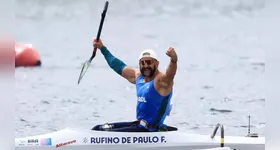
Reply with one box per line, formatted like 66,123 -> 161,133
15,44 -> 41,67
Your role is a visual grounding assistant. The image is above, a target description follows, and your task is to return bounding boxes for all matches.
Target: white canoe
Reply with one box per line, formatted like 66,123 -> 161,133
15,127 -> 264,150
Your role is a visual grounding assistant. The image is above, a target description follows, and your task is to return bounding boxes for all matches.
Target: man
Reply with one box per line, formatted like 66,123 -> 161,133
91,39 -> 178,132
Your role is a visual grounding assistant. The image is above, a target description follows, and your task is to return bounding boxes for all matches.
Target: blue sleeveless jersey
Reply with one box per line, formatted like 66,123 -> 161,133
135,74 -> 173,126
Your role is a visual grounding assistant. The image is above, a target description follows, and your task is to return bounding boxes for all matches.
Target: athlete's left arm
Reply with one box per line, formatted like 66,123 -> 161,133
160,60 -> 177,87
159,47 -> 178,88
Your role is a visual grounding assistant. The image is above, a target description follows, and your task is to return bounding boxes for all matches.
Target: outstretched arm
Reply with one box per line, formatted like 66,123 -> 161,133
99,46 -> 138,84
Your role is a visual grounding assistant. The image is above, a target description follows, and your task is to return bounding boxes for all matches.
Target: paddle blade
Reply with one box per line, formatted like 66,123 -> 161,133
77,60 -> 91,84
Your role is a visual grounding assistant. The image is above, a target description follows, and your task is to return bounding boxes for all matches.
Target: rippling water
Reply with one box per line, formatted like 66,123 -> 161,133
15,0 -> 267,138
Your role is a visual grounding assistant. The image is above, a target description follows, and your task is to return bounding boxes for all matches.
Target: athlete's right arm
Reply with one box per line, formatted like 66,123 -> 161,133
98,45 -> 138,84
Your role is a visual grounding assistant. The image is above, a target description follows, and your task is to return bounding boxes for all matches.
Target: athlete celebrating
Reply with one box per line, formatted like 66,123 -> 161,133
92,39 -> 178,132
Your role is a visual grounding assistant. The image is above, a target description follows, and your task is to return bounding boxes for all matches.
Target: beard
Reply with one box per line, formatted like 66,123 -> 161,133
140,65 -> 156,77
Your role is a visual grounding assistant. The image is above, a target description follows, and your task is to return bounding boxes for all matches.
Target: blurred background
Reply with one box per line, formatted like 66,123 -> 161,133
15,0 -> 266,137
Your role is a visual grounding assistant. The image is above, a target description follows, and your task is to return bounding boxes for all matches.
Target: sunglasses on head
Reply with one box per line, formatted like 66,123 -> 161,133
141,60 -> 153,65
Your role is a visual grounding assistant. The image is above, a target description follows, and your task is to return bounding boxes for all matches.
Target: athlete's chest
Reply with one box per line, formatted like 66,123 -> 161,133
136,82 -> 156,104
136,82 -> 152,96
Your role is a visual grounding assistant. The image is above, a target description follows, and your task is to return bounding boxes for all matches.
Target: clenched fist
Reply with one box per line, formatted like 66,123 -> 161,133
166,47 -> 177,63
93,39 -> 104,49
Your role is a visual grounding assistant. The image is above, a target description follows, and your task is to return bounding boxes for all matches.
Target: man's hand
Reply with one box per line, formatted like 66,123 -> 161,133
165,47 -> 177,63
93,39 -> 104,49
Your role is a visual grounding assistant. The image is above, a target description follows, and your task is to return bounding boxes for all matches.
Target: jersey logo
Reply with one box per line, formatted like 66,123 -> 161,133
137,97 -> 147,103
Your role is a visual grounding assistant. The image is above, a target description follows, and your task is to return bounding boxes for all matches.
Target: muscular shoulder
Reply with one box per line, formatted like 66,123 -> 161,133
154,73 -> 173,95
135,70 -> 141,77
121,67 -> 141,84
157,72 -> 174,86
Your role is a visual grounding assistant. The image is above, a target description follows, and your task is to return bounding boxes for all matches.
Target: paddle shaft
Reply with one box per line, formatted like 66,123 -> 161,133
77,1 -> 109,84
90,1 -> 109,62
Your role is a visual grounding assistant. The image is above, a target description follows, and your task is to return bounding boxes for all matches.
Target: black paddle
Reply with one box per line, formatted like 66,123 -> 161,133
77,1 -> 109,84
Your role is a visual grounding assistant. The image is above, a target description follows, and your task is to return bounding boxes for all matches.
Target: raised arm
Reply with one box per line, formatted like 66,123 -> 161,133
159,47 -> 178,87
94,40 -> 138,84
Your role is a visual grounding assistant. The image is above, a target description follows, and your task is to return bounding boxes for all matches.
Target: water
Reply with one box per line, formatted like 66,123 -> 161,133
15,0 -> 267,138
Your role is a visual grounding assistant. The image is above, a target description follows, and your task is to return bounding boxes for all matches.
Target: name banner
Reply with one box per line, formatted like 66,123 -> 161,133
90,136 -> 166,144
